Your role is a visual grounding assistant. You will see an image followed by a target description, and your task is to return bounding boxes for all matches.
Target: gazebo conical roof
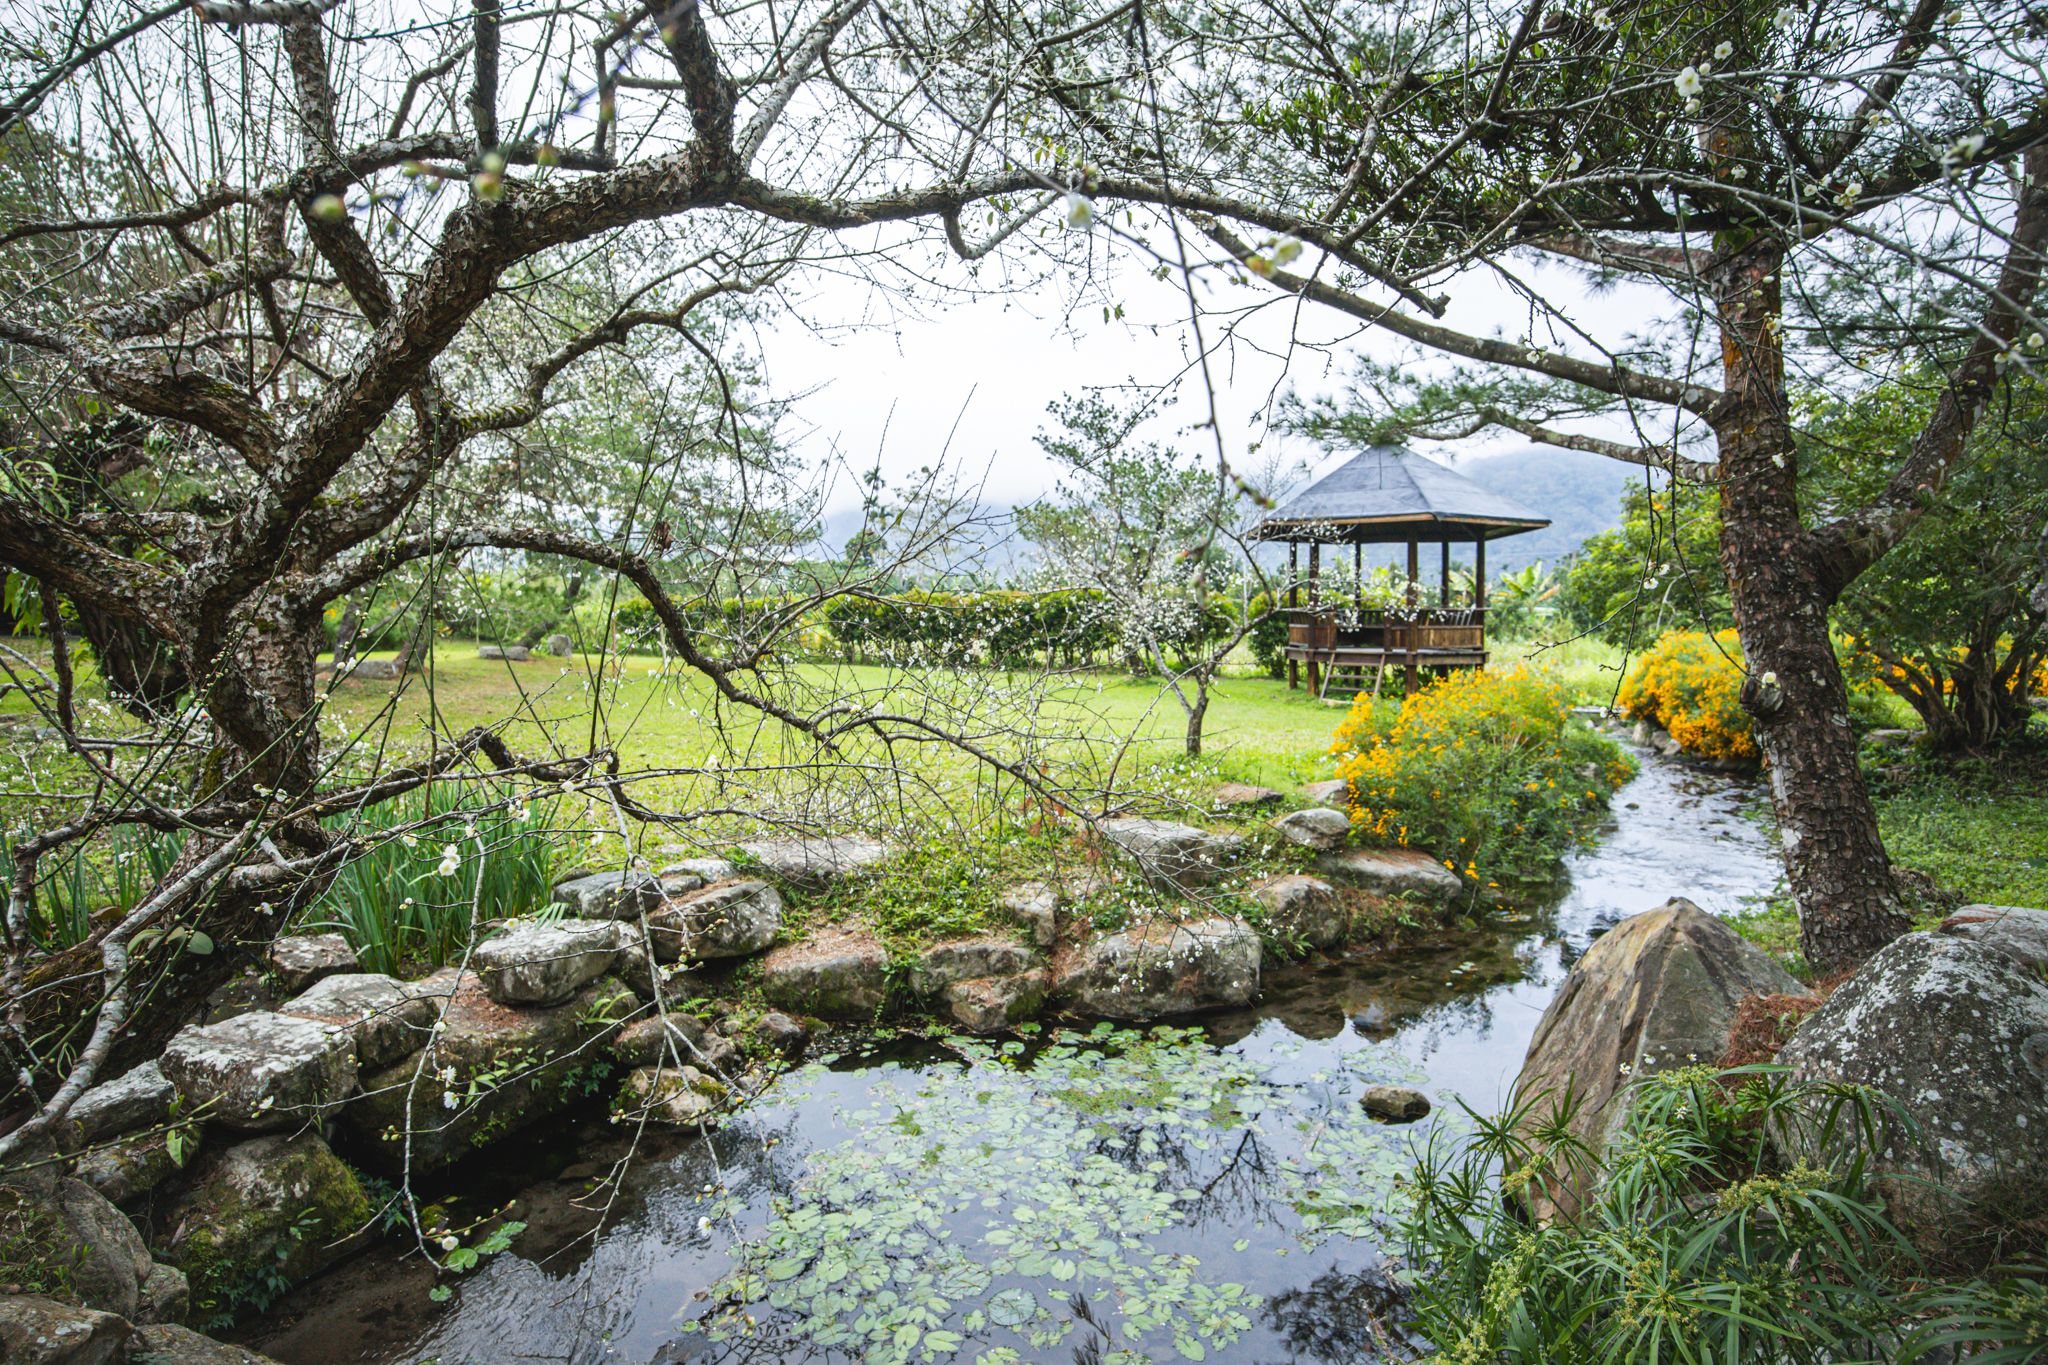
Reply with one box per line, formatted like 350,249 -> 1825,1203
1252,445 -> 1550,544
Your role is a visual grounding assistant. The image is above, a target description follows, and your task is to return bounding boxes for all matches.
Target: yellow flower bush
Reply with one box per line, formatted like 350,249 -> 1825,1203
1618,630 -> 1758,762
1329,667 -> 1634,890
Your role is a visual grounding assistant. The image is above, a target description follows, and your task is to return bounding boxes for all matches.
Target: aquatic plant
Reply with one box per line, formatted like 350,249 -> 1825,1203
1618,630 -> 1758,762
1329,667 -> 1633,891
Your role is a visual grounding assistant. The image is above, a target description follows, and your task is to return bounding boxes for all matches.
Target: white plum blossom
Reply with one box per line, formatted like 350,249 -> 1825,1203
1944,132 -> 1987,168
1675,66 -> 1702,98
436,843 -> 461,876
1714,40 -> 1734,60
439,1234 -> 460,1251
1063,192 -> 1095,230
1775,5 -> 1800,28
1592,6 -> 1613,29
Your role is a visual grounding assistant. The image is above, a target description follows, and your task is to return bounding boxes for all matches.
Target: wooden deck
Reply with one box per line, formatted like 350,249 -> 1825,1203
1284,606 -> 1489,697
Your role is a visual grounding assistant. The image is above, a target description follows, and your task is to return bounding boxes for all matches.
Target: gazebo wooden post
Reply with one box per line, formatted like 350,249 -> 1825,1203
1439,540 -> 1450,606
1353,542 -> 1363,605
1404,537 -> 1420,695
1306,541 -> 1323,695
1475,535 -> 1489,664
1287,541 -> 1300,689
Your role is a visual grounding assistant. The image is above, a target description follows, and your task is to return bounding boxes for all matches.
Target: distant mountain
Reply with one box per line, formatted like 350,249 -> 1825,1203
1441,445 -> 1660,571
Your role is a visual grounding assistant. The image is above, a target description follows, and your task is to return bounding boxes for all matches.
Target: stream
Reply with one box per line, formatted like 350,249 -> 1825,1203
236,744 -> 1784,1365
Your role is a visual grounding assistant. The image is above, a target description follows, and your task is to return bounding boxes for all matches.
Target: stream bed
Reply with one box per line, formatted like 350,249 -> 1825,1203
236,746 -> 1784,1365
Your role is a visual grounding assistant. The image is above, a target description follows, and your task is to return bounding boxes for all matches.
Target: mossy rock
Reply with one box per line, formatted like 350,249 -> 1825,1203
156,1131 -> 370,1324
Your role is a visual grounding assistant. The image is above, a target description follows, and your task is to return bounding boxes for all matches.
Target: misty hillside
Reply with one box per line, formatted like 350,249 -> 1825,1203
1440,445 -> 1664,571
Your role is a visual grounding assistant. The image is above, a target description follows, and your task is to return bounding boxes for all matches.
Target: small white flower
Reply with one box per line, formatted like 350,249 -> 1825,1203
442,1090 -> 459,1110
1775,5 -> 1799,29
1063,192 -> 1095,230
436,844 -> 460,876
697,1216 -> 713,1232
439,1234 -> 459,1251
1943,132 -> 1987,168
1714,40 -> 1734,60
1592,6 -> 1613,29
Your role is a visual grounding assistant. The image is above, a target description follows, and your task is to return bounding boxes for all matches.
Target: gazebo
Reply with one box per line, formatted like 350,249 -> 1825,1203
1251,445 -> 1551,698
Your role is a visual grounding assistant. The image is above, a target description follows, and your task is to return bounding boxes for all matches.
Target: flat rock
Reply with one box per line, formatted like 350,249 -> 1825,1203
1317,847 -> 1460,902
1272,807 -> 1351,852
160,1012 -> 357,1131
759,930 -> 889,1018
550,869 -> 666,920
611,934 -> 710,1002
1301,779 -> 1351,809
609,1013 -> 739,1072
126,1323 -> 287,1364
473,918 -> 621,1006
279,973 -> 437,1069
1514,899 -> 1802,1219
659,856 -> 737,884
942,971 -> 1050,1034
1938,903 -> 2048,971
1360,1085 -> 1432,1123
996,882 -> 1058,948
158,1133 -> 369,1322
616,1066 -> 722,1127
914,936 -> 1038,994
1055,916 -> 1261,1019
337,971 -> 632,1174
737,835 -> 894,887
1098,818 -> 1245,890
265,933 -> 357,994
0,1295 -> 129,1365
647,880 -> 783,961
1250,875 -> 1348,951
1212,781 -> 1283,808
70,1061 -> 174,1144
1775,932 -> 2048,1251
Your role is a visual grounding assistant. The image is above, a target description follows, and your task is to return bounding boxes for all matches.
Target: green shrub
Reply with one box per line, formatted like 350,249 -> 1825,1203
1400,1067 -> 2048,1363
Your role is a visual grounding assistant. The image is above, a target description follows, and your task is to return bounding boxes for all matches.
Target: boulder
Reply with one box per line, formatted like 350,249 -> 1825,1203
278,972 -> 436,1069
1938,903 -> 2048,971
1097,818 -> 1245,891
1272,807 -> 1352,852
73,1126 -> 198,1206
125,1323 -> 287,1363
1249,875 -> 1348,950
1054,916 -> 1261,1019
137,1265 -> 187,1328
1317,847 -> 1460,902
1360,1085 -> 1432,1123
476,644 -> 505,659
758,930 -> 890,1018
1301,779 -> 1351,809
264,933 -> 357,995
941,971 -> 1051,1034
996,882 -> 1058,948
608,1013 -> 739,1072
912,936 -> 1038,995
158,1133 -> 369,1322
337,972 -> 632,1174
1212,781 -> 1283,809
70,1062 -> 174,1144
500,644 -> 531,662
0,1142 -> 155,1323
0,1295 -> 129,1365
1774,932 -> 2048,1250
611,937 -> 708,1002
544,633 -> 573,657
159,1012 -> 357,1132
1513,899 -> 1802,1220
647,880 -> 783,962
659,856 -> 737,884
615,1066 -> 723,1127
750,1011 -> 808,1058
550,869 -> 666,920
736,835 -> 894,887
472,918 -> 621,1006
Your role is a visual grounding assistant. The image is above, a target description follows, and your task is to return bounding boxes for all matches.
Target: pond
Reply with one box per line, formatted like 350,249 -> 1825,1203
235,745 -> 1784,1365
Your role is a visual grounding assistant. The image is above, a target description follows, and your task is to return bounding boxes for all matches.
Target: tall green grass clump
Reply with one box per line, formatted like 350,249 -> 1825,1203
1,822 -> 187,949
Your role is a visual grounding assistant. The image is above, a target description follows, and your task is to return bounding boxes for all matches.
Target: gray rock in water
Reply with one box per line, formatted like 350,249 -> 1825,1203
1301,779 -> 1351,809
126,1323 -> 286,1363
0,1295 -> 129,1365
609,1012 -> 739,1072
474,918 -> 622,1006
1212,781 -> 1283,808
1360,1085 -> 1432,1123
1055,916 -> 1261,1019
752,1010 -> 809,1058
160,1012 -> 358,1131
1775,932 -> 2048,1251
647,880 -> 783,961
997,881 -> 1059,948
1272,807 -> 1352,852
265,932 -> 358,995
1938,903 -> 2048,972
279,972 -> 438,1069
70,1060 -> 174,1143
158,1133 -> 369,1322
942,970 -> 1050,1035
1513,899 -> 1804,1221
913,936 -> 1038,994
551,869 -> 666,920
737,835 -> 894,887
1317,848 -> 1461,902
1250,874 -> 1348,951
759,930 -> 890,1018
1098,818 -> 1245,891
616,1065 -> 723,1127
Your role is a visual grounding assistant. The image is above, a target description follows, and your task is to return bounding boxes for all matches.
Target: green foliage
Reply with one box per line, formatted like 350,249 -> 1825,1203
1869,746 -> 2048,910
301,783 -> 560,975
0,822 -> 186,949
1330,667 -> 1635,890
825,589 -> 1119,668
1400,1067 -> 2047,1363
1245,591 -> 1289,678
1561,482 -> 1729,646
